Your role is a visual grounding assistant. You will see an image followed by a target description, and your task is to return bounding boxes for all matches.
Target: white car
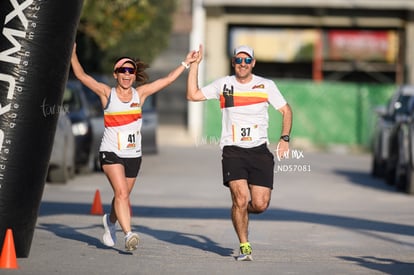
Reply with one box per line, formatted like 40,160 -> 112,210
47,111 -> 76,183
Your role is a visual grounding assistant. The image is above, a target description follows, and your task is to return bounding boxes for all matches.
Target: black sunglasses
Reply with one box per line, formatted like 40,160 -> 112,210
116,67 -> 136,74
234,57 -> 253,64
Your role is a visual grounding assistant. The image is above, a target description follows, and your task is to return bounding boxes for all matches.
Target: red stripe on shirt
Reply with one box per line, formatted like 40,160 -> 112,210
219,95 -> 268,109
104,112 -> 142,127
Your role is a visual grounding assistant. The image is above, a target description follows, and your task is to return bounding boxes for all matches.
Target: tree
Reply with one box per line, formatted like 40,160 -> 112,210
75,0 -> 177,73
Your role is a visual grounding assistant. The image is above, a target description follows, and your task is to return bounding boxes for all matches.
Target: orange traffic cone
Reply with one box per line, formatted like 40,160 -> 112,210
0,228 -> 18,269
90,189 -> 104,215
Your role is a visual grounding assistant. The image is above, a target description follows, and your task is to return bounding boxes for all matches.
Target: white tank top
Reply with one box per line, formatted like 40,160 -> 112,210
99,88 -> 143,158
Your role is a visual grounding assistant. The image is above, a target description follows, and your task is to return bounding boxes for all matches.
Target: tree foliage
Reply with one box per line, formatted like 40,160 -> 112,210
76,0 -> 177,73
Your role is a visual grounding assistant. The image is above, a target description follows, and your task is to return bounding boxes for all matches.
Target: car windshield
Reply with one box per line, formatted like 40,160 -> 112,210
82,88 -> 103,117
143,95 -> 155,112
63,86 -> 82,112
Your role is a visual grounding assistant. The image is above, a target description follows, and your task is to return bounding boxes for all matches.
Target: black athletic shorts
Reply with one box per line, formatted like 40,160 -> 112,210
222,144 -> 274,189
99,151 -> 142,178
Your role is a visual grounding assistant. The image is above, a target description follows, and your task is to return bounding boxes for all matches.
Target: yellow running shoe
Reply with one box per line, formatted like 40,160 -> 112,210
236,242 -> 253,261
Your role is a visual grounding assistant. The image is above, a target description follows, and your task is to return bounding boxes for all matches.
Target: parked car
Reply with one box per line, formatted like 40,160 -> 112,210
387,93 -> 414,194
402,102 -> 414,194
381,85 -> 414,186
141,94 -> 158,154
371,85 -> 414,178
47,111 -> 75,183
62,80 -> 94,173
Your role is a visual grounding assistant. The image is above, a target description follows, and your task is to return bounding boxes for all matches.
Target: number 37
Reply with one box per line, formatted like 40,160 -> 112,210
240,127 -> 251,137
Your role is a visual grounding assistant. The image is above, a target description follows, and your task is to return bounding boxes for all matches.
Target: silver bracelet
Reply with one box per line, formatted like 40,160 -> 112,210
181,61 -> 190,69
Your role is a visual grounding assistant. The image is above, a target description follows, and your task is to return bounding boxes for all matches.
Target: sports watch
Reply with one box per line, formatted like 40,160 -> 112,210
280,135 -> 290,142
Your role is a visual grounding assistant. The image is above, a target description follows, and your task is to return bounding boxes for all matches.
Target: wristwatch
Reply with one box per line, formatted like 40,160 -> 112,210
280,135 -> 290,142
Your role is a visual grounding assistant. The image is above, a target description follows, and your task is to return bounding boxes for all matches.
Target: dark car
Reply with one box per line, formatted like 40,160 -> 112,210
388,93 -> 414,194
371,85 -> 414,178
141,94 -> 158,154
380,85 -> 414,187
63,80 -> 94,173
402,103 -> 414,194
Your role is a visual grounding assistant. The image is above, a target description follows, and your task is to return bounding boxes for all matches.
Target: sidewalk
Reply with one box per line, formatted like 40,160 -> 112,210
157,124 -> 196,147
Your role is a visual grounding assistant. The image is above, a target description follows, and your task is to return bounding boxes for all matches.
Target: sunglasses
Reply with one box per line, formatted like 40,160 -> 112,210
116,67 -> 136,74
234,57 -> 253,64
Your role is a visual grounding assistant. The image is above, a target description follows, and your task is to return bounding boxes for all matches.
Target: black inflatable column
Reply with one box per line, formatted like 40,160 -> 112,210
0,0 -> 83,257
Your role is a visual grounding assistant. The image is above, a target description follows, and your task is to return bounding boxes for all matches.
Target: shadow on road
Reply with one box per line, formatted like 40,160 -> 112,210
334,169 -> 398,192
136,225 -> 233,256
39,202 -> 414,241
36,222 -> 134,255
338,256 -> 414,275
37,201 -> 414,273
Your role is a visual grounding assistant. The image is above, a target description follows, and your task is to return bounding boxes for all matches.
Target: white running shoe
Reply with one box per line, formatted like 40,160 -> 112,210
102,214 -> 117,247
124,232 -> 140,251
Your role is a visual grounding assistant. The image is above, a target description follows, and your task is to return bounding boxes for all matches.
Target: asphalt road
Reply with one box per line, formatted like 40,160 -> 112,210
4,128 -> 414,275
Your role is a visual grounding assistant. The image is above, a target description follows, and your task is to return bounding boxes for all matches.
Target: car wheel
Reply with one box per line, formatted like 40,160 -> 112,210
77,150 -> 95,174
385,166 -> 395,185
406,164 -> 414,195
48,165 -> 68,183
371,156 -> 384,178
385,153 -> 397,186
385,133 -> 401,185
94,155 -> 101,172
68,156 -> 76,179
406,131 -> 414,195
47,148 -> 68,183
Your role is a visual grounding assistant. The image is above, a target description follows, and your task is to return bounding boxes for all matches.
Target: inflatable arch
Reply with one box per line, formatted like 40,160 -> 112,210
0,0 -> 83,257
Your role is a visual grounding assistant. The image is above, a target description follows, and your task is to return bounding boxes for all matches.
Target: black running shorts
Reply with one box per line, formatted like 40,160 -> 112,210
222,144 -> 275,189
99,151 -> 142,178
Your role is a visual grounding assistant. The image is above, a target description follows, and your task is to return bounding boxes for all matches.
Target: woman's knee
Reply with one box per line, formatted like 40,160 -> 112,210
114,188 -> 129,201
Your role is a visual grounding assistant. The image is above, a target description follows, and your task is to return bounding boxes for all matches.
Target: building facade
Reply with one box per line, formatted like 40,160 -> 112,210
196,0 -> 414,84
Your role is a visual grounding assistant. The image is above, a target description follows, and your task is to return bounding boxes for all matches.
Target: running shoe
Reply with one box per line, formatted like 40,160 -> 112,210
125,232 -> 140,251
102,214 -> 117,247
236,243 -> 253,261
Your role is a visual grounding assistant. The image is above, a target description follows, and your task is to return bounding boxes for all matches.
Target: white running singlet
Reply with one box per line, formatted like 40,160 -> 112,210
100,88 -> 143,158
201,74 -> 287,149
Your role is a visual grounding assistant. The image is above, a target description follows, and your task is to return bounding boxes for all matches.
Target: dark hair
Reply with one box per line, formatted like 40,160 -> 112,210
114,56 -> 149,86
134,59 -> 149,86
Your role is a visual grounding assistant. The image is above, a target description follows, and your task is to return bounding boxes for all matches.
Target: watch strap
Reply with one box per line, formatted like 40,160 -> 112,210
280,135 -> 290,142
